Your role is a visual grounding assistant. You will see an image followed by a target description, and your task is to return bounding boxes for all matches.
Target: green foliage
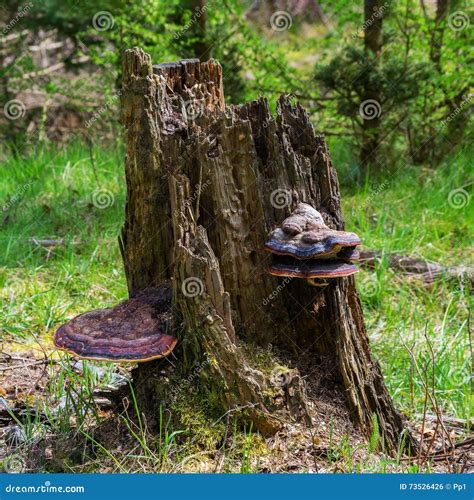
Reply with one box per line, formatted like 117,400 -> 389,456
314,0 -> 472,167
1,0 -> 471,162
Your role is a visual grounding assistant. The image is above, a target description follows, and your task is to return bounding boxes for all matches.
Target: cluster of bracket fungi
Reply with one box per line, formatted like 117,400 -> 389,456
53,204 -> 361,362
265,203 -> 361,287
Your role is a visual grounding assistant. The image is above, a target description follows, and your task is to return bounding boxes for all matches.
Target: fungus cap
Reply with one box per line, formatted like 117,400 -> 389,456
265,203 -> 360,260
266,228 -> 360,260
268,256 -> 359,279
54,285 -> 176,363
337,246 -> 360,262
280,203 -> 325,235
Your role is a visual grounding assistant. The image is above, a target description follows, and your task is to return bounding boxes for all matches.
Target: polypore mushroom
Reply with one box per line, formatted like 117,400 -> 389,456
336,246 -> 360,262
265,203 -> 361,286
266,204 -> 360,259
269,256 -> 359,278
54,284 -> 176,362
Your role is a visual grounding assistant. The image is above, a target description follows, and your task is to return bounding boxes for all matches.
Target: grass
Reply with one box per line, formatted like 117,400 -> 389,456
0,140 -> 128,346
338,143 -> 473,422
0,140 -> 472,472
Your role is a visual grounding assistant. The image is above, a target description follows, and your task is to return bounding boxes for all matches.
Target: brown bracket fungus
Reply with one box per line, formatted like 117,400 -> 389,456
265,203 -> 361,259
336,246 -> 360,262
269,256 -> 359,279
265,203 -> 361,286
54,283 -> 177,362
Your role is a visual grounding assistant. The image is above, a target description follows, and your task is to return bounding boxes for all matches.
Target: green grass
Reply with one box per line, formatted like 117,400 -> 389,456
0,141 -> 128,346
1,140 -> 472,472
339,143 -> 473,422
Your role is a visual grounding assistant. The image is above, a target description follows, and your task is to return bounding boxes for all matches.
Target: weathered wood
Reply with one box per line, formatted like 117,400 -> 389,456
360,250 -> 474,286
120,48 -> 414,453
169,174 -> 309,434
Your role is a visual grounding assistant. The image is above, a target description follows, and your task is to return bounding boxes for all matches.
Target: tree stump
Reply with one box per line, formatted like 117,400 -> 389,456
120,48 -> 412,453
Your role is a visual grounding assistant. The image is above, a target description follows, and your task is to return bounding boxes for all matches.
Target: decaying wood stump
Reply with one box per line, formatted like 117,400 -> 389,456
120,47 -> 413,453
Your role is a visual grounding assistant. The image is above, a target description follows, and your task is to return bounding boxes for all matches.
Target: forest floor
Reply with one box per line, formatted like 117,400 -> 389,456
0,141 -> 472,473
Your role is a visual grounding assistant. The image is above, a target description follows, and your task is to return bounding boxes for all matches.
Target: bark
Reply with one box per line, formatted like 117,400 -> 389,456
169,174 -> 310,434
360,0 -> 385,170
364,0 -> 384,54
171,0 -> 211,61
186,0 -> 210,60
430,0 -> 449,72
120,48 -> 414,454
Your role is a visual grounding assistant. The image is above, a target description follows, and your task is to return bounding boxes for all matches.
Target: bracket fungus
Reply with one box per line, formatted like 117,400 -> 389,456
266,203 -> 361,286
53,284 -> 177,362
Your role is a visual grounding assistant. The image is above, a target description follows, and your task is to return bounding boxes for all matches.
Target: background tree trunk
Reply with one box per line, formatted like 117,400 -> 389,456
360,0 -> 385,171
120,48 -> 413,454
430,0 -> 449,71
185,0 -> 210,60
171,0 -> 211,61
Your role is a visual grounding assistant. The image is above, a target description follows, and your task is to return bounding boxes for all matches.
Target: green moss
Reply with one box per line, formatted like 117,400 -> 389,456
170,388 -> 225,452
238,340 -> 279,375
